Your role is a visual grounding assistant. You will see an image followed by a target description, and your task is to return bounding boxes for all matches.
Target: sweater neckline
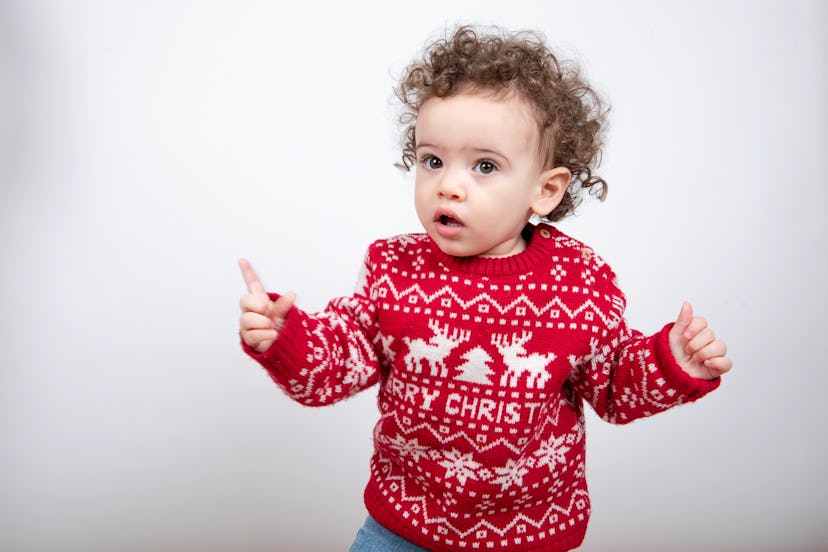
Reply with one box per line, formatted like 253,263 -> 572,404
430,223 -> 559,276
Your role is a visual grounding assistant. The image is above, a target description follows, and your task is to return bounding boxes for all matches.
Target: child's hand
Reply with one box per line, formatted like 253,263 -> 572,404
238,258 -> 295,353
668,302 -> 732,380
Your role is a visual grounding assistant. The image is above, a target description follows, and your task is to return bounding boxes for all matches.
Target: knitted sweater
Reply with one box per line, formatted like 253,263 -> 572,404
243,223 -> 719,551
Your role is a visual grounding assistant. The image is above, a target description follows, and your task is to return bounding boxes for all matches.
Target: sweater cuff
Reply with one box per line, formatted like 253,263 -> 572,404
653,323 -> 721,400
241,293 -> 306,374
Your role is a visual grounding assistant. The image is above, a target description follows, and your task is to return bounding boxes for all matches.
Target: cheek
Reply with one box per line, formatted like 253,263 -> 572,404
413,183 -> 430,218
480,185 -> 535,222
486,185 -> 525,209
413,179 -> 427,203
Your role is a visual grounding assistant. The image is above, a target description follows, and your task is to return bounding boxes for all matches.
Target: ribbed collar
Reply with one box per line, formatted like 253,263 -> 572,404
429,223 -> 559,277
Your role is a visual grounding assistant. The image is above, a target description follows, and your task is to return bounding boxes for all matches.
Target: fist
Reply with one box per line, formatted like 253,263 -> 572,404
668,302 -> 732,380
238,258 -> 295,353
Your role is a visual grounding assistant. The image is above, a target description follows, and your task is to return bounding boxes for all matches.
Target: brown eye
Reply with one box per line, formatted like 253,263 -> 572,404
424,155 -> 443,169
476,160 -> 497,174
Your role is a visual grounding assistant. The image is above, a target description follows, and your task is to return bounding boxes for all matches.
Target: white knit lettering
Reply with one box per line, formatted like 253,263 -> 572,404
445,392 -> 524,425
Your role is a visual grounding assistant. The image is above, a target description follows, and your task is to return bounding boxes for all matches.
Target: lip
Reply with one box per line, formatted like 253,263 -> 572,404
434,208 -> 465,238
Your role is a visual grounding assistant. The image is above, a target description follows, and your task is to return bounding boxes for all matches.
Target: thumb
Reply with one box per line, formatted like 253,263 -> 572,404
672,301 -> 694,336
265,291 -> 296,325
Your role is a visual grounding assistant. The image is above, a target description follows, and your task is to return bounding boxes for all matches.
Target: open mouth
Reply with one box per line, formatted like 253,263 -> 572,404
438,214 -> 464,227
433,209 -> 465,238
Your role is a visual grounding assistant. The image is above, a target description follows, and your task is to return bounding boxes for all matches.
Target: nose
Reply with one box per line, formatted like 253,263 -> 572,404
437,169 -> 466,201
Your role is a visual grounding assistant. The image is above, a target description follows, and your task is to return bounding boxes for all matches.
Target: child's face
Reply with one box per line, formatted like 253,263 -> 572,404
414,91 -> 568,258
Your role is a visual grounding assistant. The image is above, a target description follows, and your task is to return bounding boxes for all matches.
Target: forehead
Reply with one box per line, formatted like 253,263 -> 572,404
415,91 -> 540,152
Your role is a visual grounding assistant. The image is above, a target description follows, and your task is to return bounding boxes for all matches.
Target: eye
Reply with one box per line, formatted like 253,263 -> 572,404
421,155 -> 443,170
475,160 -> 498,175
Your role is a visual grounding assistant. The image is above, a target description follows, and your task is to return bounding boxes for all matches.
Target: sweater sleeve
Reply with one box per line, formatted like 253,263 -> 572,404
568,265 -> 720,424
241,247 -> 382,407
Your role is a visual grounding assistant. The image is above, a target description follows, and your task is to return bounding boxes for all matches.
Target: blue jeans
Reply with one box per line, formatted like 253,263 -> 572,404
349,515 -> 431,551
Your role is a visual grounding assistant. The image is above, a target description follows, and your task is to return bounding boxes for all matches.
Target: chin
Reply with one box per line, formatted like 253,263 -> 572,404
427,233 -> 473,257
444,247 -> 475,258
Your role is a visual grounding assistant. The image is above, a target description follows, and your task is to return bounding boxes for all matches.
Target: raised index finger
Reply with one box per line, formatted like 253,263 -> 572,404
238,258 -> 265,294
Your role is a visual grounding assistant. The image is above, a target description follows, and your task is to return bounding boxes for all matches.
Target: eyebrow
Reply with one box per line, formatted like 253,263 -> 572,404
472,147 -> 506,159
415,143 -> 507,159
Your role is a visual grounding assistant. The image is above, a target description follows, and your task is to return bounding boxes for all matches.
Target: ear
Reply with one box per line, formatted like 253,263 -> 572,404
530,167 -> 571,217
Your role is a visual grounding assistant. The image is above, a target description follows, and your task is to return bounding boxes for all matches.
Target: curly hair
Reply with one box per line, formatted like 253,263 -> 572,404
396,25 -> 608,221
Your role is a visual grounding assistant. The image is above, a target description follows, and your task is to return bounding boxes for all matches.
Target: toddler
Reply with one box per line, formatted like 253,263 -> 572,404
239,25 -> 731,552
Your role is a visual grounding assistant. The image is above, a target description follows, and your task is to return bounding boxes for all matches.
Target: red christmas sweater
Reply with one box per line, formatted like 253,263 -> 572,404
243,223 -> 720,551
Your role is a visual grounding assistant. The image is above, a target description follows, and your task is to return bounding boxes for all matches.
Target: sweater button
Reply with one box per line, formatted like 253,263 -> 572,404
538,228 -> 551,239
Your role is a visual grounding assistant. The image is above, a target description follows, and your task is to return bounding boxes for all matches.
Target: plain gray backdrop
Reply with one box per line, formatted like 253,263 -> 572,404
2,1 -> 826,550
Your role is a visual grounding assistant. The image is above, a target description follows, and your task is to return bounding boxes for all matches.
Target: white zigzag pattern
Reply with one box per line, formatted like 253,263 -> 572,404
385,411 -> 525,455
375,456 -> 588,539
374,276 -> 623,329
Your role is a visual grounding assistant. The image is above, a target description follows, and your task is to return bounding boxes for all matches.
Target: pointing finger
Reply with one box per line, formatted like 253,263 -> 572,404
239,258 -> 266,294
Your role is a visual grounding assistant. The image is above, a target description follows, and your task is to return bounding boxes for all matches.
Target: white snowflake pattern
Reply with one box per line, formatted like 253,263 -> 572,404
490,457 -> 529,491
412,254 -> 425,271
533,434 -> 570,472
380,249 -> 399,263
386,234 -> 418,247
550,264 -> 567,281
438,448 -> 482,486
383,434 -> 430,463
342,350 -> 372,389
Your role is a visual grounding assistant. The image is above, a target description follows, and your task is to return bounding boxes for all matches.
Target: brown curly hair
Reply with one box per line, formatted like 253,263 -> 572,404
396,25 -> 608,221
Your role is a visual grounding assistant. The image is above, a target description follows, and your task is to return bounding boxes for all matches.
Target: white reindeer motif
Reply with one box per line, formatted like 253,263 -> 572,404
403,320 -> 471,377
492,331 -> 556,388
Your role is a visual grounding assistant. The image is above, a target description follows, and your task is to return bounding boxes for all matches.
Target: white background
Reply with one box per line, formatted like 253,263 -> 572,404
2,1 -> 826,550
